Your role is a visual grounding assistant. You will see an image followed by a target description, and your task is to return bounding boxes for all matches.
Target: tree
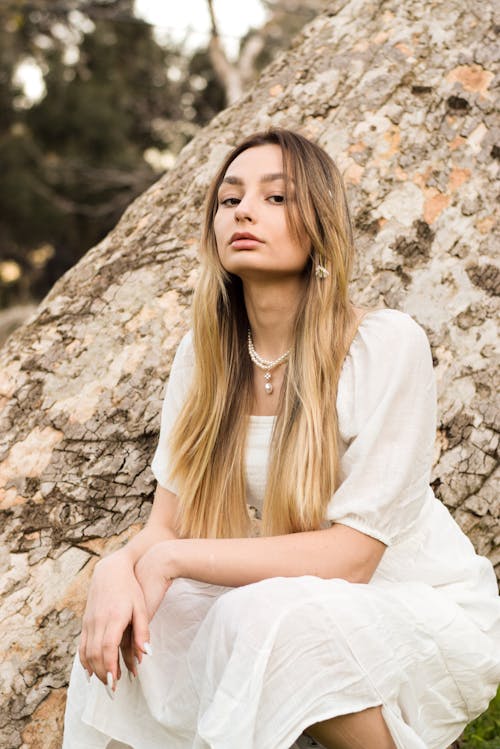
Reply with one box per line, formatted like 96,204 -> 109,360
205,0 -> 328,103
0,0 -> 498,746
0,1 -> 190,313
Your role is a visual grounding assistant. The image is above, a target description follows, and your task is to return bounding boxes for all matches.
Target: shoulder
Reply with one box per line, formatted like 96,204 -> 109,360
350,308 -> 431,361
162,330 -> 195,401
340,308 -> 434,397
337,309 -> 436,434
171,329 -> 195,370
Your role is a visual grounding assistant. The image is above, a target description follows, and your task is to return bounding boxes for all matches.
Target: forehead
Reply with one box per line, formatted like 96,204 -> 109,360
222,143 -> 284,183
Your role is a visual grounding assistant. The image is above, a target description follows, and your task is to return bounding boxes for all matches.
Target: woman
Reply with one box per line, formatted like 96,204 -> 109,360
63,128 -> 500,749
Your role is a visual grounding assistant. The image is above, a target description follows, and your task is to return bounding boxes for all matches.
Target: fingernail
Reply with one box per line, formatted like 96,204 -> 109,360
106,671 -> 115,700
85,670 -> 91,683
142,642 -> 153,656
127,669 -> 135,682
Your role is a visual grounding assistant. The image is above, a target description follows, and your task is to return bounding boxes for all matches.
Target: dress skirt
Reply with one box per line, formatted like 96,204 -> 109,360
62,574 -> 500,749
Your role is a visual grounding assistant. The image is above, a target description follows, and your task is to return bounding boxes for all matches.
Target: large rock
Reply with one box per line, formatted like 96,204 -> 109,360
0,0 -> 498,745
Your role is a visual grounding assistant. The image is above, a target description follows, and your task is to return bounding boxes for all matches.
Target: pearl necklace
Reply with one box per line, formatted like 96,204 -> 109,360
247,329 -> 291,395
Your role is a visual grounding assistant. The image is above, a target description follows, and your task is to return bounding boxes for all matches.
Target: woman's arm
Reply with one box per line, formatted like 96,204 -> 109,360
79,484 -> 180,688
135,523 -> 386,620
171,523 -> 386,586
114,484 -> 180,565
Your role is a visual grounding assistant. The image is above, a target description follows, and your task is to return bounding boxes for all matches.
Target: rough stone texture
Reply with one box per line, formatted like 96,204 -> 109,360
0,305 -> 38,347
0,0 -> 498,745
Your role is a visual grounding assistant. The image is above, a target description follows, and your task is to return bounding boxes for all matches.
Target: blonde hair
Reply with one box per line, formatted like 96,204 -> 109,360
168,128 -> 369,538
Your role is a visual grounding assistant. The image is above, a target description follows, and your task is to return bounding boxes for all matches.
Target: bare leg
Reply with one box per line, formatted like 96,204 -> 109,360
305,705 -> 397,749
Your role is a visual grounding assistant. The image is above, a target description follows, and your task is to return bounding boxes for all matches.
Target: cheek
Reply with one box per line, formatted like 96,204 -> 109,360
280,223 -> 306,256
212,222 -> 222,252
213,212 -> 226,242
288,235 -> 311,269
213,223 -> 227,265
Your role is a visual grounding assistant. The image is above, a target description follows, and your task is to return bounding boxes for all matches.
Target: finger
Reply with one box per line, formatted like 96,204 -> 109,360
78,625 -> 93,681
85,613 -> 106,684
86,615 -> 121,685
132,598 -> 151,664
100,621 -> 124,688
120,624 -> 136,678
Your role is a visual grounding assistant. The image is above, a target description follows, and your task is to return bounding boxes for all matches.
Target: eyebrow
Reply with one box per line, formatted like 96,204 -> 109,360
220,172 -> 290,187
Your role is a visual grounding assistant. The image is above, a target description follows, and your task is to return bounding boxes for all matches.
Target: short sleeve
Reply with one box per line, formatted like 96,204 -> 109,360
151,330 -> 195,493
326,309 -> 437,547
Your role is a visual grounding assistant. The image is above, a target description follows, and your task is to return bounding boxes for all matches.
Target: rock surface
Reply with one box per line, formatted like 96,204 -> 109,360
0,0 -> 498,745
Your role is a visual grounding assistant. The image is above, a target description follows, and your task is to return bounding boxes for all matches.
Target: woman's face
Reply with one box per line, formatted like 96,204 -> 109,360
213,144 -> 311,282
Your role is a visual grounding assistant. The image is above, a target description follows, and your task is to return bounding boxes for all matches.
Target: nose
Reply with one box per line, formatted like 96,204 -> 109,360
234,193 -> 256,222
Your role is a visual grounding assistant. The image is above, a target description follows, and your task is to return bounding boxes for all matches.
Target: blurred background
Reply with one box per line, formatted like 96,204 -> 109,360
0,0 -> 327,342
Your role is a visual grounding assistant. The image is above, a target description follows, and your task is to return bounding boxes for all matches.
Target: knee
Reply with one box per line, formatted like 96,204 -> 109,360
208,577 -> 290,642
209,576 -> 360,649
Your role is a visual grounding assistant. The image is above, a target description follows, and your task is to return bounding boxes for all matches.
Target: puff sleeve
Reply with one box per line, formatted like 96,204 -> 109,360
326,309 -> 437,547
151,330 -> 195,493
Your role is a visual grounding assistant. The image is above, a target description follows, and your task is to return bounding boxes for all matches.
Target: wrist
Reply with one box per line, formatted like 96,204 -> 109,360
156,539 -> 183,581
96,546 -> 134,572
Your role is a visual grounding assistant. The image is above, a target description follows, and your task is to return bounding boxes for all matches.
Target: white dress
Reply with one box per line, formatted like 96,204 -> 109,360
63,308 -> 500,749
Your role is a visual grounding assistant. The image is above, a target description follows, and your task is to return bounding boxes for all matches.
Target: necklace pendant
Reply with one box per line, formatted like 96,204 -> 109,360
247,328 -> 290,398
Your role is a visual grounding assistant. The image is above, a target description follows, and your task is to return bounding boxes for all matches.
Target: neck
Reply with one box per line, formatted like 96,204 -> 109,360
242,276 -> 305,359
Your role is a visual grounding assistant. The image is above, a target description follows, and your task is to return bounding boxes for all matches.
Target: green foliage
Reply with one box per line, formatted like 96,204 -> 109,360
460,687 -> 500,749
0,1 -> 199,306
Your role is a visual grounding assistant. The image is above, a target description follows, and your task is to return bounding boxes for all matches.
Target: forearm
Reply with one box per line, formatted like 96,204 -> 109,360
168,525 -> 382,587
110,522 -> 177,568
102,483 -> 179,569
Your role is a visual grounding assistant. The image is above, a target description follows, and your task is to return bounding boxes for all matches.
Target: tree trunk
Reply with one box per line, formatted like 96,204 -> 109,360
0,1 -> 497,745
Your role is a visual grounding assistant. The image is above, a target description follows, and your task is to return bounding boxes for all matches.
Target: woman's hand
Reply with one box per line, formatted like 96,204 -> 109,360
78,551 -> 150,690
134,541 -> 177,621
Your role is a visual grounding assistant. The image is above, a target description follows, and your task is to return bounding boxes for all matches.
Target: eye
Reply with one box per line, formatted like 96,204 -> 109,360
268,194 -> 285,204
219,196 -> 240,206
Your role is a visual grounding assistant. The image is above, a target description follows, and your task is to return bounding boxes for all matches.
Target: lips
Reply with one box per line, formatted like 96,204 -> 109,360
230,232 -> 262,243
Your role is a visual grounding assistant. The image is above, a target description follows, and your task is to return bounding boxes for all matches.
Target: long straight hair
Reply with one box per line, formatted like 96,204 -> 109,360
168,128 -> 368,538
